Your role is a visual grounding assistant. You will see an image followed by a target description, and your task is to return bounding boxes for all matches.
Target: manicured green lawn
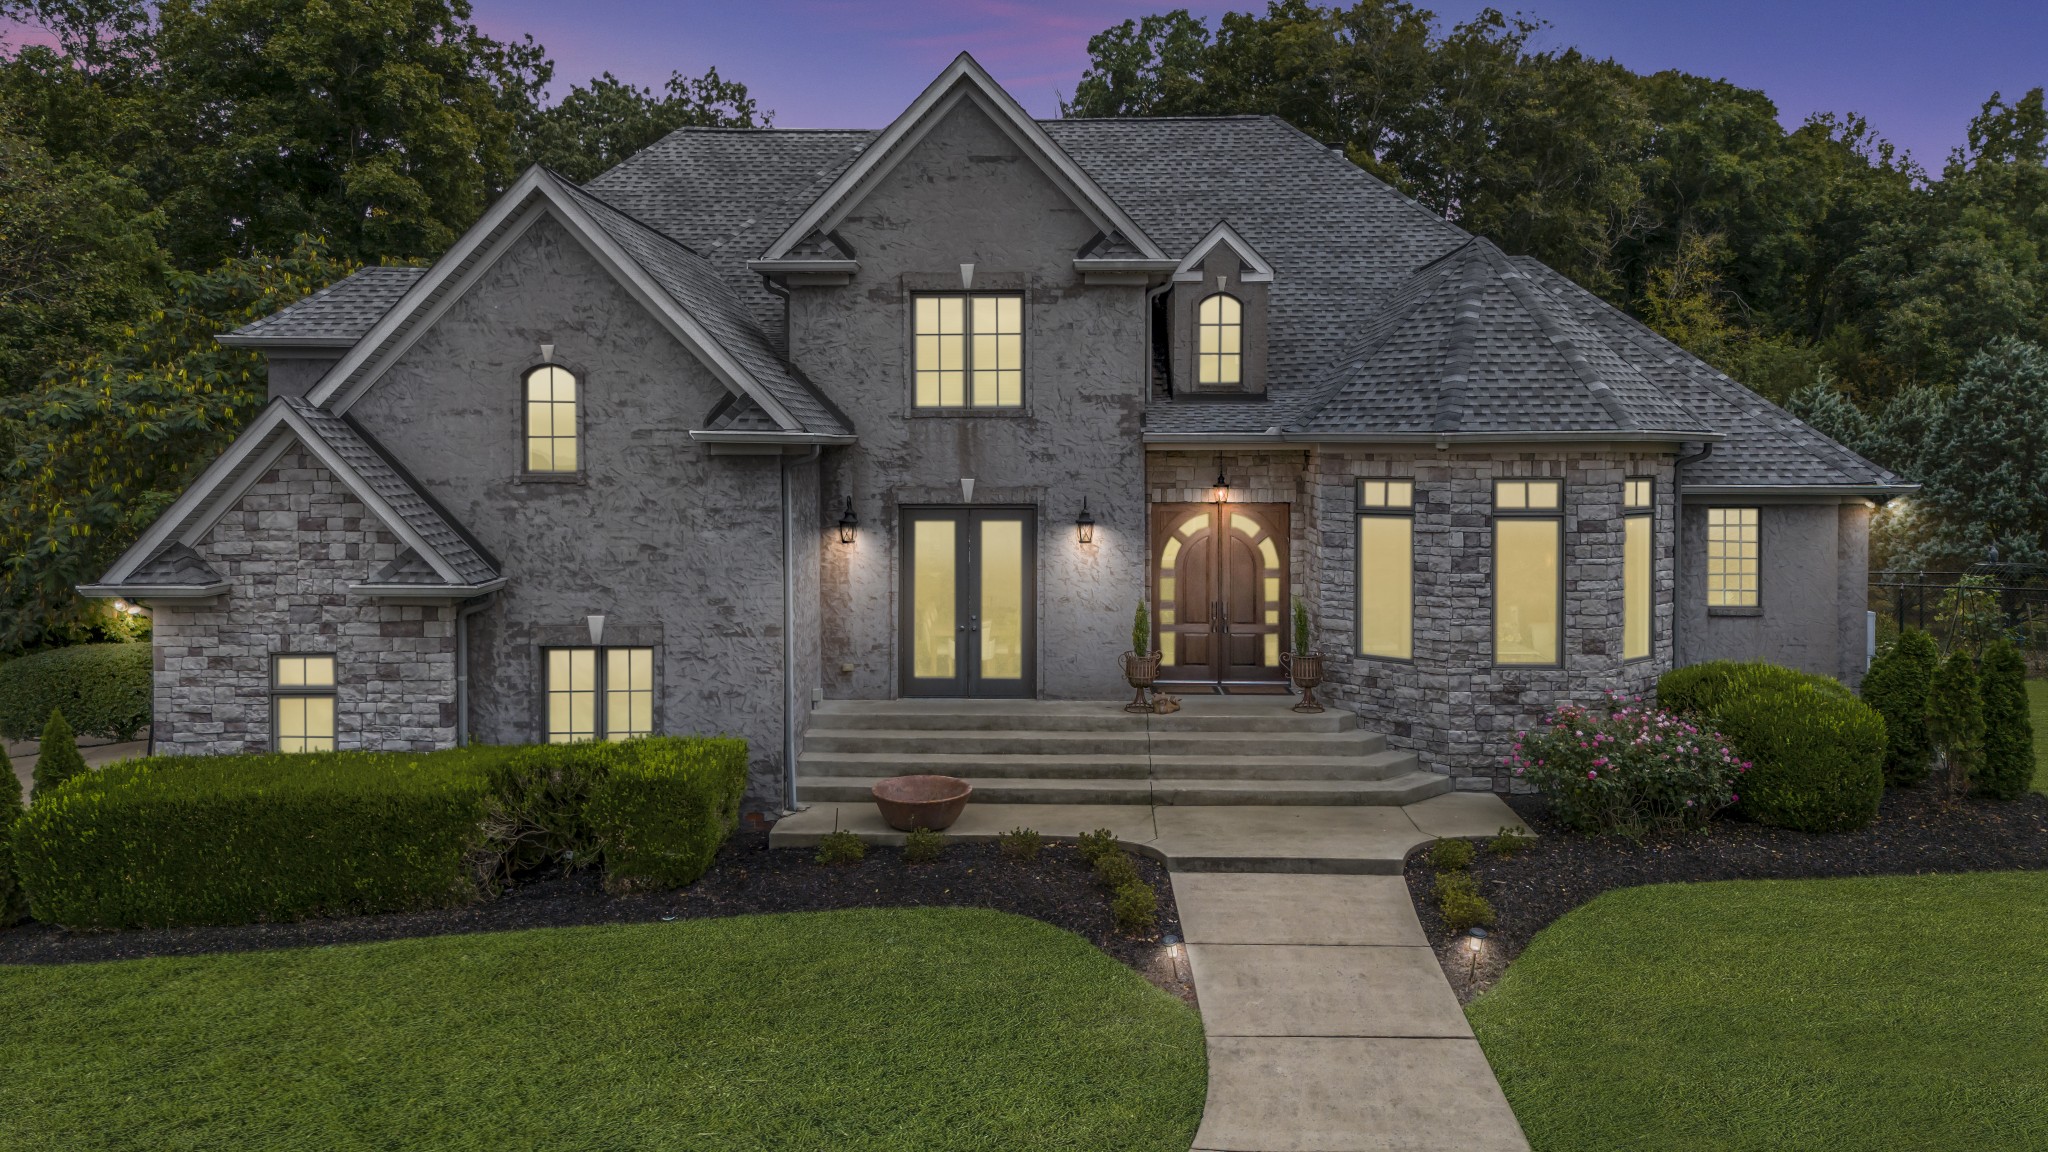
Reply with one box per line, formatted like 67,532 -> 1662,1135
1469,873 -> 2048,1151
2026,679 -> 2048,792
0,908 -> 1206,1151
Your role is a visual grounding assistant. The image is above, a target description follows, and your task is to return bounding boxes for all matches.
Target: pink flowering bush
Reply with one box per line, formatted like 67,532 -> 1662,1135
1505,694 -> 1747,836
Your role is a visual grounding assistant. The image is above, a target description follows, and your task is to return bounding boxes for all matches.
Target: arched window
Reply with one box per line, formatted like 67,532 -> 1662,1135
1197,293 -> 1242,386
524,365 -> 579,474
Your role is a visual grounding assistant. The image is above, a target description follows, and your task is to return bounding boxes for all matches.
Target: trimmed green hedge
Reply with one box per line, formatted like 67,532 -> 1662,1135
0,642 -> 152,741
14,751 -> 494,928
586,737 -> 748,890
1861,629 -> 1938,786
11,736 -> 750,928
1658,661 -> 1885,833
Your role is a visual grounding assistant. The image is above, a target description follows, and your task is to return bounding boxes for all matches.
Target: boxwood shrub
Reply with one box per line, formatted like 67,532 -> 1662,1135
13,751 -> 494,928
1656,661 -> 1885,833
0,642 -> 152,741
584,737 -> 748,890
12,736 -> 750,927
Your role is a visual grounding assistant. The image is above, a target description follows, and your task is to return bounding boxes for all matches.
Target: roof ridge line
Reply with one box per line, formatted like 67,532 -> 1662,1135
1494,251 -> 1637,431
1432,257 -> 1488,434
1294,239 -> 1475,429
556,173 -> 709,260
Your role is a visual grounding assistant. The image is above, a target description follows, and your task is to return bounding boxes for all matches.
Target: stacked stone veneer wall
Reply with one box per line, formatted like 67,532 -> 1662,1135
1307,447 -> 1678,790
151,447 -> 456,754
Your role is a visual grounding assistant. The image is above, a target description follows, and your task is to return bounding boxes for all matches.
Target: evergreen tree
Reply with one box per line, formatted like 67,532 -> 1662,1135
1977,638 -> 2036,800
0,748 -> 23,925
1925,650 -> 1986,804
1861,628 -> 1938,785
32,707 -> 88,799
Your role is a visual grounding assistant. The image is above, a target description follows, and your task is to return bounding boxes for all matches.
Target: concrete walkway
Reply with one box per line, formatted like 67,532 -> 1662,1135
772,792 -> 1534,1150
5,737 -> 149,804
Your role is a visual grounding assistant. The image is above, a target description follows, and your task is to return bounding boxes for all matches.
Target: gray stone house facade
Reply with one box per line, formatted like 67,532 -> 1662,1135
85,55 -> 1909,804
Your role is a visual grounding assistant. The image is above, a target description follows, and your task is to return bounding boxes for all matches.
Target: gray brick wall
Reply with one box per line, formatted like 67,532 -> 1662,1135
150,448 -> 457,754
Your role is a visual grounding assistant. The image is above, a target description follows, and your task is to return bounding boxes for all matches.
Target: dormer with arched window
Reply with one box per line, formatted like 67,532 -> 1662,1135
1167,222 -> 1270,396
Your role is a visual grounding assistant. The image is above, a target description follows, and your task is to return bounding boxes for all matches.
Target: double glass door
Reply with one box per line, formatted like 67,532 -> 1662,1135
1151,503 -> 1290,684
900,508 -> 1036,697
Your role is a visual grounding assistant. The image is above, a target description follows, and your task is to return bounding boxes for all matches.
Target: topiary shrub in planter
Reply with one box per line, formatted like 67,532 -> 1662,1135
0,642 -> 152,741
1861,629 -> 1939,786
582,737 -> 748,891
1658,662 -> 1885,832
1977,639 -> 2035,801
13,751 -> 494,928
1506,698 -> 1745,836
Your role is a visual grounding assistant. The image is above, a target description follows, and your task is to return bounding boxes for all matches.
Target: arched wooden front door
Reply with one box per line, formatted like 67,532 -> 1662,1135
1150,503 -> 1290,685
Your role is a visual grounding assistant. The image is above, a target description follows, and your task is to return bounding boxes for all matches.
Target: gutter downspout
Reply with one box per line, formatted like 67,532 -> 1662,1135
782,444 -> 822,814
455,592 -> 496,746
1669,442 -> 1714,675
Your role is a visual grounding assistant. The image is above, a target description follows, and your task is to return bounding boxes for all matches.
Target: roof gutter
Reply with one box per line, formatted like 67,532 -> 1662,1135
75,582 -> 230,600
1142,428 -> 1726,447
1679,483 -> 1919,499
347,577 -> 509,600
214,334 -> 361,350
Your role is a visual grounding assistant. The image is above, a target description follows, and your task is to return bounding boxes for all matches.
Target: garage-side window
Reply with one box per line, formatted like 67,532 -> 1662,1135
273,654 -> 337,753
1706,507 -> 1760,608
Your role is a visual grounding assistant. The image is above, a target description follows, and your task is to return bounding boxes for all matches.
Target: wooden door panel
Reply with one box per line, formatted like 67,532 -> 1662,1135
1152,502 -> 1289,684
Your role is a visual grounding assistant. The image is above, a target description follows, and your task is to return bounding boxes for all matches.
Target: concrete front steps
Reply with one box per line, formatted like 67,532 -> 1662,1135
796,697 -> 1452,806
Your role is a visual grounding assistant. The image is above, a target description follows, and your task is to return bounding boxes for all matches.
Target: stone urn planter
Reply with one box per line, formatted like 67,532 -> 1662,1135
1281,652 -> 1325,714
872,774 -> 972,831
1120,651 -> 1161,714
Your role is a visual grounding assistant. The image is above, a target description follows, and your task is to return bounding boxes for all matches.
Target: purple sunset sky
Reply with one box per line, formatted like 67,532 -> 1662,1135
476,0 -> 2043,170
4,2 -> 2042,168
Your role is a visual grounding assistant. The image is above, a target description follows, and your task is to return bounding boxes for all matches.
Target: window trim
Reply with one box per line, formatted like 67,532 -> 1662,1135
909,291 -> 1027,413
519,362 -> 585,483
1705,505 -> 1762,614
271,652 -> 338,754
1355,478 -> 1416,663
1492,479 -> 1566,669
1195,290 -> 1245,389
541,645 -> 659,743
1623,478 -> 1653,662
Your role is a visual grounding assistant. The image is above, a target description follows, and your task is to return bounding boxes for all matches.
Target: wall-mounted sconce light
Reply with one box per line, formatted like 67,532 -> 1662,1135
1076,498 -> 1095,544
837,496 -> 859,544
1210,467 -> 1231,504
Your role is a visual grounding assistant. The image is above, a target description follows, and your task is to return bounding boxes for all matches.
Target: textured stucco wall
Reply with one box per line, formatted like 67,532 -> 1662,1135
1309,446 -> 1678,791
794,97 -> 1148,701
265,354 -> 341,402
1676,499 -> 1872,687
348,215 -> 802,805
150,448 -> 457,754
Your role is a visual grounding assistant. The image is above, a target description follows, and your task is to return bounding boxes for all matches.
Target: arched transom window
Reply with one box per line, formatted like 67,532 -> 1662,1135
1197,293 -> 1242,386
525,365 -> 579,474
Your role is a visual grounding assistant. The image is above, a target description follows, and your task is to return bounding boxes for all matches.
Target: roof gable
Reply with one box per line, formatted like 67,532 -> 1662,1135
759,53 -> 1165,263
301,167 -> 848,439
86,398 -> 501,597
1175,222 -> 1274,283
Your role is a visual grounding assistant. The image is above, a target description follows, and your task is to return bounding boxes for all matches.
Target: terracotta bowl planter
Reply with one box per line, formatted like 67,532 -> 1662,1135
872,774 -> 973,831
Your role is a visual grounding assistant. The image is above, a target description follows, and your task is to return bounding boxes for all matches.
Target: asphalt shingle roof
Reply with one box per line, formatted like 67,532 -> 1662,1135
225,111 -> 1899,490
286,399 -> 501,585
128,543 -> 224,586
223,266 -> 425,345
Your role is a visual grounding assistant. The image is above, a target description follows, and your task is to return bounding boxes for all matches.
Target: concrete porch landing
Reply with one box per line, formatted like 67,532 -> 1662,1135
768,791 -> 1520,874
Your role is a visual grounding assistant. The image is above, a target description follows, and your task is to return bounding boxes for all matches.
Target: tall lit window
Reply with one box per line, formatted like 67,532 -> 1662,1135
1197,293 -> 1242,386
525,365 -> 579,473
273,654 -> 337,753
1494,480 -> 1563,666
1624,479 -> 1652,661
914,294 -> 1022,408
1707,507 -> 1760,607
546,646 -> 656,743
1357,479 -> 1414,660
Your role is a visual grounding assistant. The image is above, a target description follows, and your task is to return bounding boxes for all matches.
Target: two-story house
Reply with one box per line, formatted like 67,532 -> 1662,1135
84,55 -> 1909,808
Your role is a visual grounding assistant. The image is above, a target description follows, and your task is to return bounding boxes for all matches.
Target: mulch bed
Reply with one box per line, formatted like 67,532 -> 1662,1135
0,831 -> 1190,1000
1407,786 -> 2048,1002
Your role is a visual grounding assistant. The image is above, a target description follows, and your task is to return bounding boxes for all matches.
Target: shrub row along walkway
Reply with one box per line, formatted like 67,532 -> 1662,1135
775,793 -> 1533,1152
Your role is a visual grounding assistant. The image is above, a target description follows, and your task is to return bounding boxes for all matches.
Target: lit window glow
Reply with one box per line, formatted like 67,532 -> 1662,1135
1197,293 -> 1242,385
273,654 -> 337,753
525,365 -> 579,473
916,294 -> 1021,408
1707,507 -> 1760,607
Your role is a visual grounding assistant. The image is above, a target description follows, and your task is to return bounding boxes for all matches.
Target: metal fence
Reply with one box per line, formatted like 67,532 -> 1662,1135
1869,565 -> 2048,669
